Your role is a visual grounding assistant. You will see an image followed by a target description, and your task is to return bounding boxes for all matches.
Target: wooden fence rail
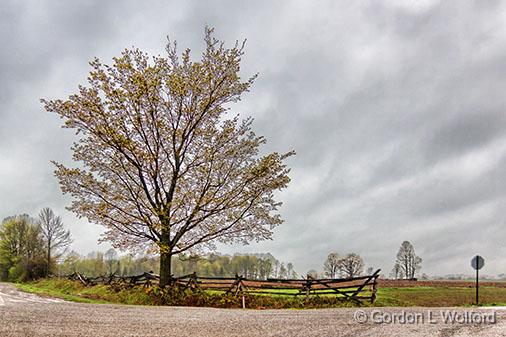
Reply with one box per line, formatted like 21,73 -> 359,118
66,269 -> 381,305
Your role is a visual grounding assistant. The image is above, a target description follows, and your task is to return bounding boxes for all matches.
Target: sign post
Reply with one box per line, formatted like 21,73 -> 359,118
471,255 -> 485,306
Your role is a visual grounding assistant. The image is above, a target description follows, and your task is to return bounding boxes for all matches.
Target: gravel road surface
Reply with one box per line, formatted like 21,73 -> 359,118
1,283 -> 506,337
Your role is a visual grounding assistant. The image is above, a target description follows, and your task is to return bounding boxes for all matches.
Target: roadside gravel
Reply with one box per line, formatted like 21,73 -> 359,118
1,283 -> 505,337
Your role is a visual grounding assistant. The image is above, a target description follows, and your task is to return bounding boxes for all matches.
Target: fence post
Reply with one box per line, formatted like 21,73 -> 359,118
305,277 -> 312,300
235,274 -> 246,309
187,272 -> 197,291
371,271 -> 380,303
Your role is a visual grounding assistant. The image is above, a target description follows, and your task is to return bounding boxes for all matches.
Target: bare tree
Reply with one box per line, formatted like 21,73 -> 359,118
278,263 -> 287,279
42,28 -> 294,287
37,208 -> 72,276
390,262 -> 404,280
395,241 -> 422,279
323,252 -> 340,278
104,248 -> 119,275
273,260 -> 280,278
338,253 -> 364,278
286,262 -> 296,279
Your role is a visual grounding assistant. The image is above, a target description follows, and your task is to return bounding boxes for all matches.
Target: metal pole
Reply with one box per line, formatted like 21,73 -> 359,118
476,260 -> 479,306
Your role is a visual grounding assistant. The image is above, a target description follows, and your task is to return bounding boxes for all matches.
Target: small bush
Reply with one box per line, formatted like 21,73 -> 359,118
143,286 -> 362,308
7,257 -> 47,282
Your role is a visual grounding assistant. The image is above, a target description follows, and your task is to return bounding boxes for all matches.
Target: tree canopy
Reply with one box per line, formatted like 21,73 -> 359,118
0,215 -> 46,281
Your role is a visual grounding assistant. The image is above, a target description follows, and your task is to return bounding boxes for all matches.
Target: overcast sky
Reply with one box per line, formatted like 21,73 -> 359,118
2,0 -> 506,277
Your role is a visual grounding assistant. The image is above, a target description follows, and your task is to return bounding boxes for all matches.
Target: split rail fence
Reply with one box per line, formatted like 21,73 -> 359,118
67,268 -> 381,305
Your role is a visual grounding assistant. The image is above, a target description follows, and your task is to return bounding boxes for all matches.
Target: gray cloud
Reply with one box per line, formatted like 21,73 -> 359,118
2,0 -> 506,277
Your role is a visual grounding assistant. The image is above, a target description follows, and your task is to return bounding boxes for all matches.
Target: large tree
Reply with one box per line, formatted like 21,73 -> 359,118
395,241 -> 422,279
42,28 -> 294,287
37,207 -> 72,276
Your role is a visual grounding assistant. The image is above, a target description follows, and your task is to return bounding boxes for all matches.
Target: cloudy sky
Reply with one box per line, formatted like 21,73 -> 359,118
2,0 -> 506,277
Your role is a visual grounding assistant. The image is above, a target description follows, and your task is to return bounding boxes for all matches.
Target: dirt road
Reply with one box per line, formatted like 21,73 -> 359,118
1,283 -> 506,337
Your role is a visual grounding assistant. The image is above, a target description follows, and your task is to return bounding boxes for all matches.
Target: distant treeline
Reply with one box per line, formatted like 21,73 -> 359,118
0,212 -> 297,282
1,211 -> 430,283
59,250 -> 297,280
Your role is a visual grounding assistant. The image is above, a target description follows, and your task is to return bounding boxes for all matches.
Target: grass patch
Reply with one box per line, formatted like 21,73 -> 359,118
17,279 -> 108,304
375,286 -> 506,307
16,279 -> 153,305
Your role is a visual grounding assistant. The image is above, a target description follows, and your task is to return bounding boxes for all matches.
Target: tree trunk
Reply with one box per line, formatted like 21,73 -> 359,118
159,248 -> 173,287
46,240 -> 51,277
47,250 -> 51,277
